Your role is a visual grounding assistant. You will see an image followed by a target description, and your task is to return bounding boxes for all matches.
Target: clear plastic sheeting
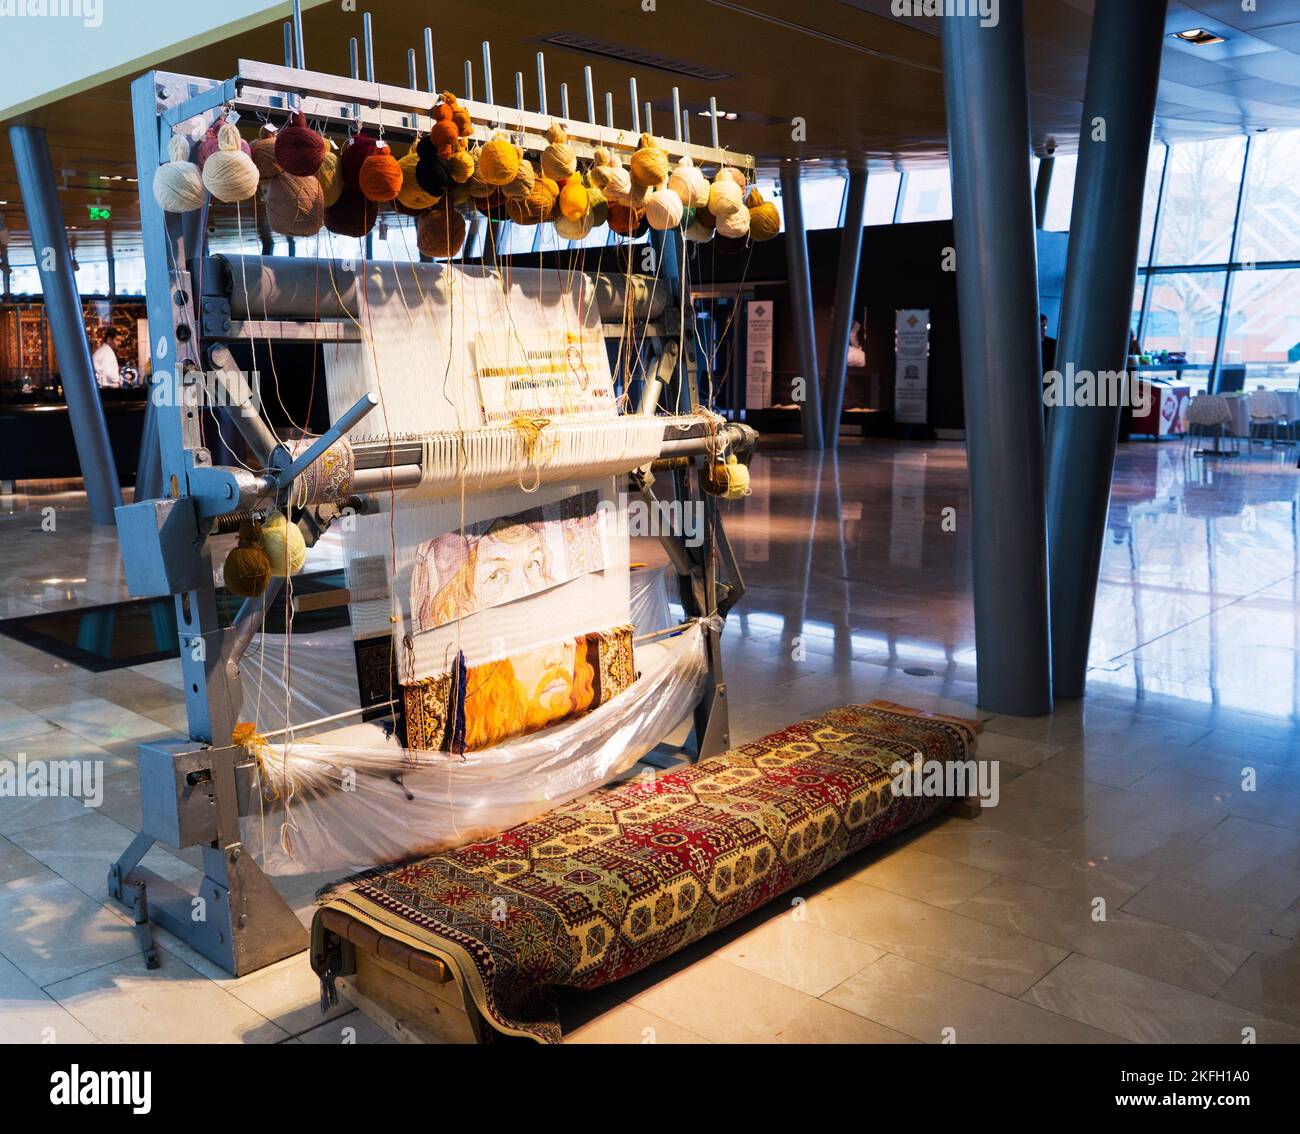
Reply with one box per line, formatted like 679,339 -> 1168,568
235,564 -> 704,877
241,623 -> 706,878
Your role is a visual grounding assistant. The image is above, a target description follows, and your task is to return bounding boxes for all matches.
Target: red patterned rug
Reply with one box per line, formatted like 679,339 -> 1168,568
312,701 -> 978,1043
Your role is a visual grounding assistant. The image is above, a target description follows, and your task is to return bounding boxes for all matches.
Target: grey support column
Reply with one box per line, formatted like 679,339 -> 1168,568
1033,150 -> 1054,229
823,165 -> 868,448
9,125 -> 122,525
1045,0 -> 1167,699
779,162 -> 825,450
941,6 -> 1053,715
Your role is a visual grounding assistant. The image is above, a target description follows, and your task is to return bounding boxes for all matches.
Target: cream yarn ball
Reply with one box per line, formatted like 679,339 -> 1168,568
540,123 -> 577,181
501,158 -> 537,200
152,135 -> 206,213
644,187 -> 684,231
601,165 -> 632,205
202,123 -> 259,203
708,176 -> 744,218
715,206 -> 750,239
554,210 -> 594,240
668,157 -> 710,209
684,216 -> 714,243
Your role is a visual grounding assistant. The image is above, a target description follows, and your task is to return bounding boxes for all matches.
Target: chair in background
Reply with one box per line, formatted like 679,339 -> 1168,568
1185,393 -> 1237,459
1247,389 -> 1285,450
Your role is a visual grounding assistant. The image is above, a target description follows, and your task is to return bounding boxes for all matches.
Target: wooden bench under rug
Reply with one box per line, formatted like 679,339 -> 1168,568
310,700 -> 980,1043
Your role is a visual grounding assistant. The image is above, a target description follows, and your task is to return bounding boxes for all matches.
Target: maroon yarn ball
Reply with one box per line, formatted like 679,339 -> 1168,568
274,112 -> 326,176
339,133 -> 379,193
323,188 -> 379,238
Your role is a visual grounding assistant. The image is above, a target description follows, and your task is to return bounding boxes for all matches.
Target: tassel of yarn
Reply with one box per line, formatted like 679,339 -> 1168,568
510,416 -> 557,493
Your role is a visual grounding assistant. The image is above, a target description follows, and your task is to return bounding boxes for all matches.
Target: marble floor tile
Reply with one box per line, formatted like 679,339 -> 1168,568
714,905 -> 883,996
824,952 -> 1123,1044
0,872 -> 144,986
630,955 -> 914,1043
223,952 -> 353,1037
842,845 -> 998,909
1199,816 -> 1300,869
1215,948 -> 1300,1029
799,878 -> 1068,996
1120,875 -> 1296,956
294,1008 -> 397,1044
956,876 -> 1249,996
0,835 -> 46,886
1021,953 -> 1300,1044
0,950 -> 99,1044
565,1001 -> 711,1044
44,948 -> 288,1043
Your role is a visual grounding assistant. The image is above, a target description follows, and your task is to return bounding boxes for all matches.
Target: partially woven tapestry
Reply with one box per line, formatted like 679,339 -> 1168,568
312,702 -> 978,1042
403,624 -> 636,752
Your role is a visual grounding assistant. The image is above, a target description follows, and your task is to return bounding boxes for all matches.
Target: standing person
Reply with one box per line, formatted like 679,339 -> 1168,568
1040,313 -> 1057,375
91,326 -> 122,388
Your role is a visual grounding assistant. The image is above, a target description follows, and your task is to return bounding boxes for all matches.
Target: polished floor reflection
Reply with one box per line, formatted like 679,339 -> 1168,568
1,439 -> 1298,1044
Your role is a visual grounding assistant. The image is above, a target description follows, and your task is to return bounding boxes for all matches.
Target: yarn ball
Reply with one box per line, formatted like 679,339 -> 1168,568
748,189 -> 781,241
669,158 -> 710,208
630,135 -> 669,188
717,166 -> 747,189
275,112 -> 326,176
477,189 -> 511,221
315,150 -> 344,207
152,135 -> 205,213
465,166 -> 495,198
501,158 -> 536,200
448,143 -> 475,184
694,204 -> 717,230
558,173 -> 588,221
708,177 -> 744,218
587,185 -> 609,227
397,150 -> 438,210
197,121 -> 251,169
416,204 -> 467,258
644,187 -> 684,231
714,232 -> 748,256
323,189 -> 379,237
223,520 -> 271,598
684,215 -> 714,243
541,138 -> 576,182
340,133 -> 378,193
260,511 -> 306,577
505,182 -> 553,225
602,165 -> 632,205
478,135 -> 521,185
202,124 -> 259,203
716,205 -> 750,239
264,171 -> 324,236
250,134 -> 282,180
452,104 -> 473,137
429,119 -> 460,150
607,202 -> 646,238
414,135 -> 453,196
555,210 -> 594,240
358,148 -> 404,202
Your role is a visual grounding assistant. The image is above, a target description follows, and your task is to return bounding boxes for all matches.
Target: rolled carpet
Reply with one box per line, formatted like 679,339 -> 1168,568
312,700 -> 978,1043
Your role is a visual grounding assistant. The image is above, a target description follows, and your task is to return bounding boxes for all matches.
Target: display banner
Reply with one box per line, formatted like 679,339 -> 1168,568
745,299 -> 774,409
893,308 -> 930,425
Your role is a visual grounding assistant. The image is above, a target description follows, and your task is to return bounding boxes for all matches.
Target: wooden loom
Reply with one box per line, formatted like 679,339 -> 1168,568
108,29 -> 760,980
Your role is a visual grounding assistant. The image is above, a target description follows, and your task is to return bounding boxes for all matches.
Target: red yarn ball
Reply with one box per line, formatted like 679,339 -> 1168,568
340,133 -> 378,193
274,112 -> 326,176
323,189 -> 379,237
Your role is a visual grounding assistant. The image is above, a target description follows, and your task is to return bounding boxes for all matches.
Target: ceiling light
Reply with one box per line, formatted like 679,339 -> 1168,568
1173,27 -> 1225,45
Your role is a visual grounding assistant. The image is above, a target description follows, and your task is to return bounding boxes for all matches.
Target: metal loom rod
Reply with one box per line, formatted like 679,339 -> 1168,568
584,66 -> 595,123
629,77 -> 640,133
424,27 -> 435,93
362,12 -> 375,83
536,52 -> 547,116
481,41 -> 494,106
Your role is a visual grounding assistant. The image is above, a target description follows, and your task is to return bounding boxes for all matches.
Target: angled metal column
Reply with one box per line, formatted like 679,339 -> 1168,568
779,162 -> 825,450
1034,151 -> 1054,229
1045,0 -> 1167,698
941,5 -> 1053,715
9,125 -> 123,525
823,165 -> 868,447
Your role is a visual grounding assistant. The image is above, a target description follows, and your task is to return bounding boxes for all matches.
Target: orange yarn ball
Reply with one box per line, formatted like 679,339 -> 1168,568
430,119 -> 459,148
417,204 -> 467,258
358,149 -> 403,202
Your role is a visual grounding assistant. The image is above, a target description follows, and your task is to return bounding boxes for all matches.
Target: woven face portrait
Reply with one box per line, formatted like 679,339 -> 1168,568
409,490 -> 606,633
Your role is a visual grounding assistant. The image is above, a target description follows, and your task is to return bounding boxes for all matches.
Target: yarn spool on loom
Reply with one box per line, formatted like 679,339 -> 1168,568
223,519 -> 271,598
315,150 -> 344,206
359,144 -> 404,203
264,171 -> 324,237
202,122 -> 259,203
275,111 -> 326,176
152,135 -> 205,213
261,511 -> 307,577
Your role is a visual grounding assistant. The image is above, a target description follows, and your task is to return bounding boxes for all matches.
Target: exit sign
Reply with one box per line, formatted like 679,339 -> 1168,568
88,205 -> 111,221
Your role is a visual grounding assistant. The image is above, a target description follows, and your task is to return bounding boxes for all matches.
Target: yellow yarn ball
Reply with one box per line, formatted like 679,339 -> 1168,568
748,192 -> 781,241
223,520 -> 271,598
260,511 -> 306,576
397,150 -> 438,209
478,135 -> 520,186
448,146 -> 475,184
630,136 -> 669,188
315,150 -> 344,207
558,173 -> 588,221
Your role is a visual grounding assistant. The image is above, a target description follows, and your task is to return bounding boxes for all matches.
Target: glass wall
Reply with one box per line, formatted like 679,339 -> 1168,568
1134,130 -> 1300,393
